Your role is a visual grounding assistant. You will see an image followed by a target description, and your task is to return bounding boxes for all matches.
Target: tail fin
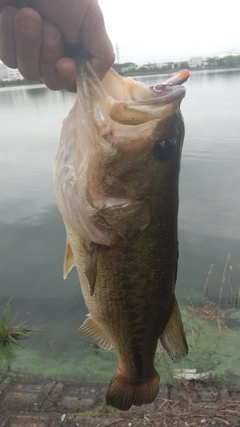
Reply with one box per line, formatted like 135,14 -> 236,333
106,370 -> 159,411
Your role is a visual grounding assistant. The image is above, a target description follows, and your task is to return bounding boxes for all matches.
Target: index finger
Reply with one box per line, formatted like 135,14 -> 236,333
88,32 -> 115,81
77,2 -> 115,79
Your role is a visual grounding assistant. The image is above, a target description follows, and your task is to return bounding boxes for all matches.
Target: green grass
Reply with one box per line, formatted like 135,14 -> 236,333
7,298 -> 240,386
1,255 -> 240,386
0,298 -> 32,371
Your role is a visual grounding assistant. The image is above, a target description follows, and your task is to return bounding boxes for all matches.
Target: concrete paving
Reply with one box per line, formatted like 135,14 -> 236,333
0,375 -> 239,426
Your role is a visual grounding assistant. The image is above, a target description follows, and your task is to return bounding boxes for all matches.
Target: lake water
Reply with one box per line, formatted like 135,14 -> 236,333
0,69 -> 240,383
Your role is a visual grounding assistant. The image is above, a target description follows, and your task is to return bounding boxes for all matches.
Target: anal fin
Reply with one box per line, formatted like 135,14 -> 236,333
63,239 -> 75,279
159,295 -> 188,362
78,315 -> 112,350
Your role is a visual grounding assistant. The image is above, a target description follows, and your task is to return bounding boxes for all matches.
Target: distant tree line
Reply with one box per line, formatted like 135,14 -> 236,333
113,56 -> 240,76
0,78 -> 43,88
113,61 -> 191,75
206,55 -> 240,68
1,56 -> 240,87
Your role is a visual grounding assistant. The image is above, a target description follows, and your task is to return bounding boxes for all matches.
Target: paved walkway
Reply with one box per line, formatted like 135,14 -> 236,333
0,374 -> 239,426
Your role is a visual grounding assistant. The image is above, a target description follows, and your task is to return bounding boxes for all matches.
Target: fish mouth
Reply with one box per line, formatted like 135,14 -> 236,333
152,69 -> 190,89
92,68 -> 189,127
145,69 -> 190,106
100,65 -> 189,102
148,69 -> 190,105
108,87 -> 185,126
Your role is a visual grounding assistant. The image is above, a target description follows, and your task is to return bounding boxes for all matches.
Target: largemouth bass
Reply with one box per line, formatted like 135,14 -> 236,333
54,64 -> 189,411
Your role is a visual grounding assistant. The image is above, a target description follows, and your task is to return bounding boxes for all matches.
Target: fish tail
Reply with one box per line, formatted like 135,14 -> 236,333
106,370 -> 160,411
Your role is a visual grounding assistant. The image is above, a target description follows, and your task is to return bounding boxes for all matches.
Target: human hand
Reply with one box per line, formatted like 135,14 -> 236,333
0,0 -> 115,91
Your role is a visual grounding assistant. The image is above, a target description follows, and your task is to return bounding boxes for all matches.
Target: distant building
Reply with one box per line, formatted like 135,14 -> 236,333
190,57 -> 202,67
218,51 -> 240,59
158,62 -> 174,70
173,58 -> 190,68
142,62 -> 174,70
0,62 -> 24,81
7,67 -> 24,80
141,63 -> 158,70
0,61 -> 8,79
121,63 -> 138,72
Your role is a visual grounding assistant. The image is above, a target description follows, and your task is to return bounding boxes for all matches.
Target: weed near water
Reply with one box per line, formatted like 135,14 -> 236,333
0,298 -> 32,371
203,253 -> 240,308
155,255 -> 240,384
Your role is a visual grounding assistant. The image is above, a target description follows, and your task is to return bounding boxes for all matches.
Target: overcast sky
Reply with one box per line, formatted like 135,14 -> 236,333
99,0 -> 240,64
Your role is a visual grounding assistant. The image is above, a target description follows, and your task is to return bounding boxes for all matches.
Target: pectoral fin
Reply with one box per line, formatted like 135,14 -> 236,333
78,315 -> 112,350
96,200 -> 151,244
85,241 -> 98,296
63,239 -> 75,279
159,295 -> 188,362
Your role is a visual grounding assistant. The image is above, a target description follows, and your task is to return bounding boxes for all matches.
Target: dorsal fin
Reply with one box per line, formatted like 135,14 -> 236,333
63,239 -> 75,279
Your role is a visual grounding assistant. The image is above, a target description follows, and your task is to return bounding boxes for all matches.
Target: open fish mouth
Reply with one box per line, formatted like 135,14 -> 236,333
152,68 -> 190,90
91,68 -> 190,128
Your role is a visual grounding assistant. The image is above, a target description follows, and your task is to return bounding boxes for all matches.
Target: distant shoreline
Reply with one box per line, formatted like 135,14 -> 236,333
121,66 -> 240,77
1,66 -> 240,90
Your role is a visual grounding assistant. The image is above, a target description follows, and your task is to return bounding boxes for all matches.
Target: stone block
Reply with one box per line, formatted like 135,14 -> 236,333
41,383 -> 64,410
2,391 -> 40,411
0,378 -> 11,403
61,396 -> 94,412
200,390 -> 219,402
1,413 -> 61,427
65,416 -> 125,427
157,384 -> 169,400
130,401 -> 158,414
63,384 -> 100,399
219,388 -> 230,400
1,381 -> 56,412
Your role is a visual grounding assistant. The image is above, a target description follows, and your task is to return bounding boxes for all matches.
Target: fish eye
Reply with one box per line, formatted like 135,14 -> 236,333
154,138 -> 174,161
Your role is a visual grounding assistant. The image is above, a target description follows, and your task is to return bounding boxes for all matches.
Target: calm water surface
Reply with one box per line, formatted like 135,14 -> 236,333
0,69 -> 240,382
